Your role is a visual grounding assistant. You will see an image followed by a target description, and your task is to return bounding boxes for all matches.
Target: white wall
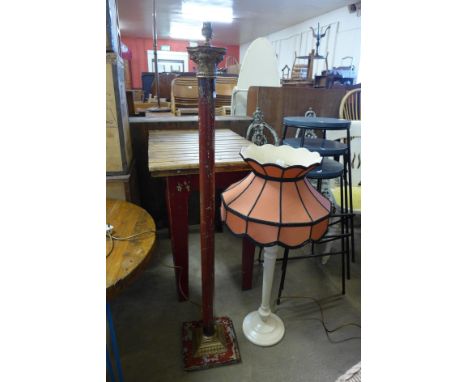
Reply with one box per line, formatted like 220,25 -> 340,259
240,6 -> 361,81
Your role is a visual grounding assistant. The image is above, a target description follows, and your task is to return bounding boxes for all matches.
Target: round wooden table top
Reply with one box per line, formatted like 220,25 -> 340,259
106,199 -> 156,299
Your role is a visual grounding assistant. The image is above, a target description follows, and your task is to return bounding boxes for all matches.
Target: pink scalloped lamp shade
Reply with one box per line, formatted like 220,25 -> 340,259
221,149 -> 331,248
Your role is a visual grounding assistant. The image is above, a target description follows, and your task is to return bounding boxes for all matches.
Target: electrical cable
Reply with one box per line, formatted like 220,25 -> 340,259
105,229 -> 202,309
106,233 -> 114,258
279,295 -> 361,343
107,231 -> 357,324
161,262 -> 202,310
110,230 -> 157,241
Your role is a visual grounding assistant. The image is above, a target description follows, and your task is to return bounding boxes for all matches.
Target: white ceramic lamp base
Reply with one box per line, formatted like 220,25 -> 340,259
242,310 -> 285,346
242,245 -> 285,346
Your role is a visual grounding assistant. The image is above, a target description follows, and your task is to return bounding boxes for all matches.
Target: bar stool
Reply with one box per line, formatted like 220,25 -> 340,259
275,117 -> 355,304
276,157 -> 349,303
282,116 -> 356,263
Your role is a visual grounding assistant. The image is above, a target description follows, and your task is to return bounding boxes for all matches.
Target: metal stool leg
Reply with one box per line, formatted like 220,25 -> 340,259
339,176 -> 346,294
281,124 -> 289,142
276,248 -> 290,305
317,179 -> 322,192
107,303 -> 124,382
346,130 -> 356,263
342,157 -> 351,280
257,246 -> 263,263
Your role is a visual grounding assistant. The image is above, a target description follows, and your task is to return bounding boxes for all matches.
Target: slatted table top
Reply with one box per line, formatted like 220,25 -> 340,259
148,129 -> 252,177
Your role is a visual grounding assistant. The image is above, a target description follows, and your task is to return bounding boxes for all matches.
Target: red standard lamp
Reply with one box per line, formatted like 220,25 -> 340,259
181,23 -> 241,371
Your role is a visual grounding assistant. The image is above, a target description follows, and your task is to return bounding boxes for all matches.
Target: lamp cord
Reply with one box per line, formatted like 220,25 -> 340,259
106,230 -> 202,310
278,295 -> 361,343
106,232 -> 360,332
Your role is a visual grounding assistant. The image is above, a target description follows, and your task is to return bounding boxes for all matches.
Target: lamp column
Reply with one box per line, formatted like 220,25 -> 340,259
185,23 -> 237,364
243,245 -> 285,346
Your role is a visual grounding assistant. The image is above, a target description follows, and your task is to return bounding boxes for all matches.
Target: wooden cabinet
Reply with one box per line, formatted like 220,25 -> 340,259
246,86 -> 348,138
107,52 -> 132,174
106,162 -> 140,203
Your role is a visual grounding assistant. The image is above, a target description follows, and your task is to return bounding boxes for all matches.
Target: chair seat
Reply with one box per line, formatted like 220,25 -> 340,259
283,116 -> 351,130
307,158 -> 344,179
331,186 -> 361,212
284,138 -> 348,156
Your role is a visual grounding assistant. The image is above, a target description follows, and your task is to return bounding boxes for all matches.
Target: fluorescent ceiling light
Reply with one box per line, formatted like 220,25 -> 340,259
181,1 -> 233,23
169,22 -> 204,40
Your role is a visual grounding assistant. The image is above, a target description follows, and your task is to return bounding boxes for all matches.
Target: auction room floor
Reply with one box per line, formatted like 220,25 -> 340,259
108,226 -> 361,382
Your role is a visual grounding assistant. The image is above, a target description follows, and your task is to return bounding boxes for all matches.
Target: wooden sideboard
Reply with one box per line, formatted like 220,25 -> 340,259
246,86 -> 348,138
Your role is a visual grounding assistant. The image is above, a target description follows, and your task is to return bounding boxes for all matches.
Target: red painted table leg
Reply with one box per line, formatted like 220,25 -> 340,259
165,176 -> 191,301
217,171 -> 254,290
242,238 -> 255,290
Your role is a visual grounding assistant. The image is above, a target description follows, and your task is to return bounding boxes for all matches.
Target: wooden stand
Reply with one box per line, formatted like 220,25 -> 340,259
198,72 -> 218,335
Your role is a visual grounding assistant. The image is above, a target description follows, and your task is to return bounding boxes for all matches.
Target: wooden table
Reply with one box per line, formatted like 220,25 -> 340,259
106,198 -> 156,299
148,129 -> 256,300
106,198 -> 156,381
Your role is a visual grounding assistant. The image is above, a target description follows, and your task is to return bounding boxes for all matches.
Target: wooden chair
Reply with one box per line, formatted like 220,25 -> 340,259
291,52 -> 311,80
171,76 -> 237,115
215,77 -> 237,108
339,88 -> 361,120
338,87 -> 361,185
171,76 -> 199,114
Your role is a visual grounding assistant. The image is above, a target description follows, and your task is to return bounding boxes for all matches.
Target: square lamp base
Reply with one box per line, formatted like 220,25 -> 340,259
182,316 -> 241,371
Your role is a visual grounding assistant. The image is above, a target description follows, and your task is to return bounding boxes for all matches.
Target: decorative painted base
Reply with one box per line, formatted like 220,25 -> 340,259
242,310 -> 285,346
182,317 -> 241,371
192,323 -> 227,358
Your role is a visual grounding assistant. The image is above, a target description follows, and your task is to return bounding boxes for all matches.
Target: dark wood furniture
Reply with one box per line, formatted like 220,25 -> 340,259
246,86 -> 348,139
106,160 -> 140,203
148,129 -> 256,300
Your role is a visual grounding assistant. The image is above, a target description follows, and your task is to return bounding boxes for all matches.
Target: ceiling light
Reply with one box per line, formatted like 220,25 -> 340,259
181,1 -> 233,23
169,22 -> 204,41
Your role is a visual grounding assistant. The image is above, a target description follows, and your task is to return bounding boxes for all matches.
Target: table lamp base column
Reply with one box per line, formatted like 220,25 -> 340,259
242,245 -> 285,346
242,310 -> 285,346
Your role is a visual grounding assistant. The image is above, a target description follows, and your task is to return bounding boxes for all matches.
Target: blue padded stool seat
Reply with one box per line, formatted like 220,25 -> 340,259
283,137 -> 348,156
307,158 -> 344,179
283,116 -> 351,130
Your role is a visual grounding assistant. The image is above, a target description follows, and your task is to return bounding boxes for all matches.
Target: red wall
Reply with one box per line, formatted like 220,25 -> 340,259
121,36 -> 239,88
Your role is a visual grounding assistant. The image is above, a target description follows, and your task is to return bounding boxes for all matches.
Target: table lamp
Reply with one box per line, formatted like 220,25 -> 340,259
221,144 -> 331,346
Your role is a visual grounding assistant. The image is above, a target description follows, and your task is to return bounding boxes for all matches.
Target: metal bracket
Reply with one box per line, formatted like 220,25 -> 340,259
246,107 -> 279,146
